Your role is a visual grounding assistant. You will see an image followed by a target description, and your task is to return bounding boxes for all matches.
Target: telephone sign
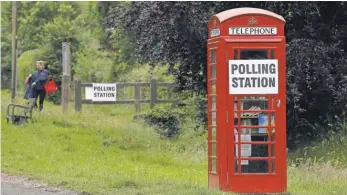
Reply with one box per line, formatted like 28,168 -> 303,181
207,8 -> 287,194
229,27 -> 277,35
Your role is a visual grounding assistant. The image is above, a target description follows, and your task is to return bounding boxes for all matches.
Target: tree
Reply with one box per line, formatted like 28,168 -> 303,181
1,2 -> 12,88
101,2 -> 347,147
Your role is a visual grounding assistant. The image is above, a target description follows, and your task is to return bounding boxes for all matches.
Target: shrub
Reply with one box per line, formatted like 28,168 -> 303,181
142,104 -> 185,138
286,39 -> 347,148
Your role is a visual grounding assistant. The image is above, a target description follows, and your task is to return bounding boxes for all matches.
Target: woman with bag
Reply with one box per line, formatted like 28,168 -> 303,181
29,61 -> 50,111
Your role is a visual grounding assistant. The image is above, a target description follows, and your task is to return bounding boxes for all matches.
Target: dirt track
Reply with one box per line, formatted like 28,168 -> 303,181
1,173 -> 82,195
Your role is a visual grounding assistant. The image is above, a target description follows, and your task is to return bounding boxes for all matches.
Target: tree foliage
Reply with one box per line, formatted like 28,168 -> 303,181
1,2 -> 12,88
101,2 -> 347,146
1,2 -> 136,104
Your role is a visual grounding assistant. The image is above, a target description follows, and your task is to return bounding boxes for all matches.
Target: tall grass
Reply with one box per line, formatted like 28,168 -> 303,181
1,90 -> 347,195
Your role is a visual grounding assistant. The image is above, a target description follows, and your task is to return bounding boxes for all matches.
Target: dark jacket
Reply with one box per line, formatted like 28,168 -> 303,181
31,69 -> 50,90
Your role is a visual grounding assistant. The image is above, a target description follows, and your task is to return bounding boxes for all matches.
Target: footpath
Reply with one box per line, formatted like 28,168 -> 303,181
1,173 -> 82,195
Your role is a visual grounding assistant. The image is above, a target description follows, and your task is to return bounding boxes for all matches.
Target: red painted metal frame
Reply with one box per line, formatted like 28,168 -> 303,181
207,8 -> 287,194
226,41 -> 287,193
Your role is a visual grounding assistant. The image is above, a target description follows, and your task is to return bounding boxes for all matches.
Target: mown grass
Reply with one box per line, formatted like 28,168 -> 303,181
1,90 -> 347,195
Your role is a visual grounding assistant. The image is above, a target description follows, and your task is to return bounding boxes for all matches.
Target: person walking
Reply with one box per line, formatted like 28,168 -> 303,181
28,61 -> 50,111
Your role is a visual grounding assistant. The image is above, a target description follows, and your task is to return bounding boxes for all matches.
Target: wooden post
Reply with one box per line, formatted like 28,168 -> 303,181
134,79 -> 141,112
75,79 -> 82,112
62,75 -> 69,113
150,79 -> 158,109
11,1 -> 17,102
62,42 -> 71,102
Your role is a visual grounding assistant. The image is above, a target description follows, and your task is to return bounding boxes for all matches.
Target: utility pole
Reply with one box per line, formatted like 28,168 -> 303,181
11,1 -> 17,101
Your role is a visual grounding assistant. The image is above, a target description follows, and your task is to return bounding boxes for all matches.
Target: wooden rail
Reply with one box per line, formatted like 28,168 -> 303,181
74,79 -> 180,112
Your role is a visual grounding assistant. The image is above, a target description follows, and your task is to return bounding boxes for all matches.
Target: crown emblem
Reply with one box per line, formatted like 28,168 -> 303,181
213,19 -> 217,28
248,17 -> 258,25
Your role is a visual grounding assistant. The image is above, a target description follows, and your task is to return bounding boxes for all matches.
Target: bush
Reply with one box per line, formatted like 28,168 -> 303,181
142,104 -> 185,138
286,39 -> 347,148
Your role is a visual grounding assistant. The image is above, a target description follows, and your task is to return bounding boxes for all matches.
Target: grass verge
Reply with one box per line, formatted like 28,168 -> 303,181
1,90 -> 347,195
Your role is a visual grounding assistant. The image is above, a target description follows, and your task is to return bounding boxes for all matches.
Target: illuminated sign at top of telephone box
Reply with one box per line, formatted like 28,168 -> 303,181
206,7 -> 287,194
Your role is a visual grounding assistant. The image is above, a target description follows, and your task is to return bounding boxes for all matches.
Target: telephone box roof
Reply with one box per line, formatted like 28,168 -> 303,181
214,7 -> 285,23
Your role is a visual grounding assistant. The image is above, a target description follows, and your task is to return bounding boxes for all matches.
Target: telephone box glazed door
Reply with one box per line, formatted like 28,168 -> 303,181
226,42 -> 287,193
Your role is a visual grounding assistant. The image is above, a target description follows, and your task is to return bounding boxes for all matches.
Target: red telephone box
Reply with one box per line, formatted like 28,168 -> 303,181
207,8 -> 287,193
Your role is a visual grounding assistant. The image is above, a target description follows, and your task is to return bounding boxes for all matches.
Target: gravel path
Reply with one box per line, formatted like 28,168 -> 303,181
1,173 -> 83,195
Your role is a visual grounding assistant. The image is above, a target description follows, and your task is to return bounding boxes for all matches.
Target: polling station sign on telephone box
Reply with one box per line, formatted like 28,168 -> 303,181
229,60 -> 278,94
207,7 -> 287,194
85,83 -> 117,102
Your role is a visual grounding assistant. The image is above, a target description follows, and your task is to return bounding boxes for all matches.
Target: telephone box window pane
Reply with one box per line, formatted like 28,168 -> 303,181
212,143 -> 217,156
212,111 -> 216,126
250,144 -> 269,157
241,99 -> 268,111
211,65 -> 216,79
271,49 -> 275,59
272,159 -> 276,173
211,50 -> 216,64
233,127 -> 270,139
234,143 -> 253,157
211,127 -> 217,140
211,159 -> 217,172
240,50 -> 268,60
234,50 -> 238,60
211,80 -> 216,94
271,144 -> 275,157
241,160 -> 268,173
211,96 -> 216,110
235,143 -> 272,158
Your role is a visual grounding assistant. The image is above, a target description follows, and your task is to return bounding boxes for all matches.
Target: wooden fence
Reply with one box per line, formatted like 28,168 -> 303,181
74,79 -> 180,112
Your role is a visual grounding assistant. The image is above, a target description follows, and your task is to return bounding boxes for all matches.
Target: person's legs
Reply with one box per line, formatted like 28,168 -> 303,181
31,89 -> 39,108
38,90 -> 46,111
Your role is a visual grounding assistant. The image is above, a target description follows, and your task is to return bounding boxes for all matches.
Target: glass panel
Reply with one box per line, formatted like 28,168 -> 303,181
241,160 -> 269,173
212,158 -> 217,172
211,127 -> 216,140
212,111 -> 216,126
241,99 -> 268,111
233,119 -> 254,133
234,50 -> 238,60
234,144 -> 270,158
211,65 -> 216,79
233,127 -> 271,140
272,159 -> 276,173
234,142 -> 251,157
271,144 -> 275,157
212,143 -> 217,156
211,50 -> 216,64
251,144 -> 269,157
271,49 -> 275,59
211,96 -> 216,110
234,160 -> 238,173
240,50 -> 268,60
211,80 -> 216,94
259,113 -> 275,133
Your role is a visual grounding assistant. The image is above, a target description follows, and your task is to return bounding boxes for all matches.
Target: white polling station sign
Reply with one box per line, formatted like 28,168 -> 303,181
85,83 -> 117,102
229,60 -> 278,94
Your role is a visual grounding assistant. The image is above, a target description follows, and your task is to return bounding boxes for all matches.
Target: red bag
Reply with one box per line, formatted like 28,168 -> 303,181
44,78 -> 58,94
